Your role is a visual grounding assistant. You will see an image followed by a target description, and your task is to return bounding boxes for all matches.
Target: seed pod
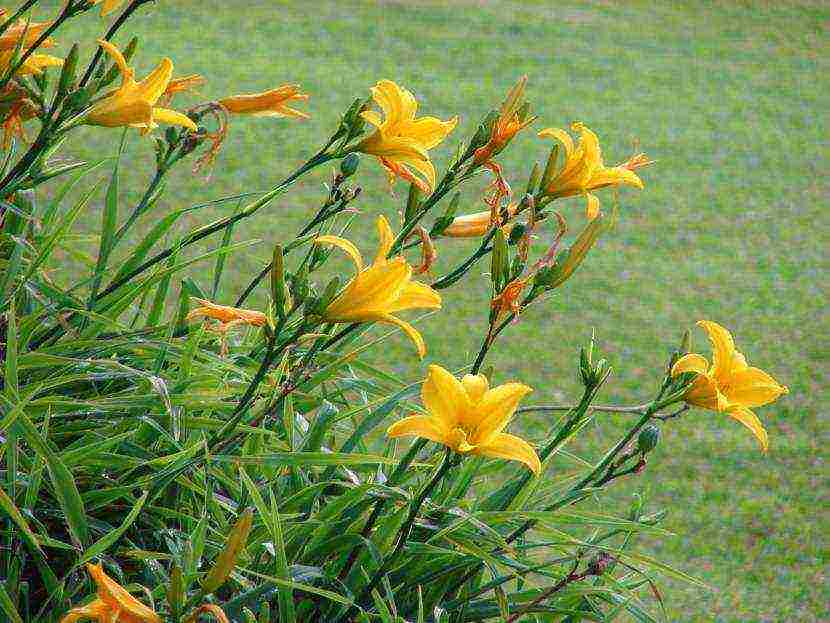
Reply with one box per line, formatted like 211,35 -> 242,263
340,152 -> 359,178
638,425 -> 660,454
201,508 -> 253,594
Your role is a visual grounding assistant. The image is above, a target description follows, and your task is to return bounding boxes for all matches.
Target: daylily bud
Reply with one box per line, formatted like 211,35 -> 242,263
167,564 -> 184,613
259,603 -> 271,623
340,152 -> 359,178
429,191 -> 460,237
534,215 -> 605,290
680,328 -> 692,354
57,43 -> 79,97
318,276 -> 341,311
507,222 -> 526,246
271,245 -> 286,319
242,608 -> 257,623
491,227 -> 509,292
525,161 -> 541,195
540,143 -> 560,192
638,425 -> 660,454
405,182 -> 422,222
516,101 -> 532,123
201,508 -> 253,594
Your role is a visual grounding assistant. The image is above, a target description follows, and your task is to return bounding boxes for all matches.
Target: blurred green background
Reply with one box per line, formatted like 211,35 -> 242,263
38,0 -> 826,620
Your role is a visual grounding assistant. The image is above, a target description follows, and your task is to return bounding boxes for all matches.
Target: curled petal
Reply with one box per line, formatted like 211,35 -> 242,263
474,432 -> 541,474
377,313 -> 427,359
151,107 -> 197,130
87,563 -> 161,623
538,127 -> 575,158
314,235 -> 364,273
671,353 -> 710,377
374,215 -> 395,265
727,406 -> 769,452
97,39 -> 132,84
697,320 -> 736,380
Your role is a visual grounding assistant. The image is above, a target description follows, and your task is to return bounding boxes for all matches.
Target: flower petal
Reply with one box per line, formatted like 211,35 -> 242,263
472,382 -> 533,444
684,374 -> 728,412
96,39 -> 132,85
324,258 -> 411,319
374,215 -> 395,265
136,57 -> 173,105
461,374 -> 489,405
398,115 -> 458,149
152,107 -> 197,130
727,406 -> 769,452
387,414 -> 451,446
671,353 -> 710,377
420,364 -> 470,429
88,563 -> 161,623
314,235 -> 364,273
697,320 -> 736,380
474,432 -> 541,474
538,127 -> 574,158
723,367 -> 788,408
377,313 -> 427,359
386,280 -> 441,313
59,598 -> 112,623
585,192 -> 600,220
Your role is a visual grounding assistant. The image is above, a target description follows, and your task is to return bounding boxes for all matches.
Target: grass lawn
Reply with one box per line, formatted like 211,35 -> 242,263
36,0 -> 826,620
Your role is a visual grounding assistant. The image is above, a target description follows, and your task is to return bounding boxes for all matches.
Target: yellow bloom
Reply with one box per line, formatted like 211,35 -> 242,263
0,50 -> 62,77
388,365 -> 540,474
61,563 -> 161,623
86,40 -> 197,132
671,320 -> 788,451
313,215 -> 441,358
538,122 -> 647,219
219,84 -> 309,119
473,75 -> 535,165
356,79 -> 457,193
92,0 -> 126,17
186,298 -> 267,334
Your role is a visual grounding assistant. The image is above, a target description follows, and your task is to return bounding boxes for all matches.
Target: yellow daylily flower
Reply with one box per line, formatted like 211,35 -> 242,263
473,75 -> 535,165
86,40 -> 197,133
0,50 -> 62,77
671,320 -> 788,452
388,365 -> 540,473
61,563 -> 161,623
313,215 -> 441,358
219,84 -> 310,119
356,79 -> 457,193
186,298 -> 267,334
92,0 -> 126,17
538,122 -> 648,219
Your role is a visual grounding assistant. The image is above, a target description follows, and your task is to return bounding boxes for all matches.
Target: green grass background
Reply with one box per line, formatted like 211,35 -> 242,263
38,0 -> 827,620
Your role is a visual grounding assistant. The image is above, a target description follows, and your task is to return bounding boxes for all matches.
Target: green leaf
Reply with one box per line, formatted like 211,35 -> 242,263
76,490 -> 147,567
218,453 -> 396,468
0,585 -> 23,623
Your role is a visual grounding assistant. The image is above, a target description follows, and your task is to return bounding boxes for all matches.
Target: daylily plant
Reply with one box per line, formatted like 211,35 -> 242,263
388,364 -> 540,473
314,215 -> 441,357
672,320 -> 788,451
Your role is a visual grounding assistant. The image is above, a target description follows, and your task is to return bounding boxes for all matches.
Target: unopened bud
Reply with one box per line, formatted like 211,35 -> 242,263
525,161 -> 541,195
587,552 -> 613,576
680,329 -> 692,354
491,228 -> 509,292
318,276 -> 341,311
540,143 -> 560,194
201,508 -> 253,594
57,43 -> 79,97
405,182 -> 422,222
638,424 -> 660,454
242,608 -> 257,623
340,152 -> 359,178
167,564 -> 184,613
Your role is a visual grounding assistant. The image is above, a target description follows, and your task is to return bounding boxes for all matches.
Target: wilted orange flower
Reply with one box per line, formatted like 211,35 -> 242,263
0,18 -> 53,51
538,122 -> 647,219
490,275 -> 529,319
161,73 -> 205,105
473,75 -> 535,165
314,215 -> 441,358
1,96 -> 38,149
219,84 -> 309,119
388,364 -> 540,474
86,40 -> 197,132
186,298 -> 267,334
356,80 -> 457,193
671,321 -> 788,451
60,563 -> 161,623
